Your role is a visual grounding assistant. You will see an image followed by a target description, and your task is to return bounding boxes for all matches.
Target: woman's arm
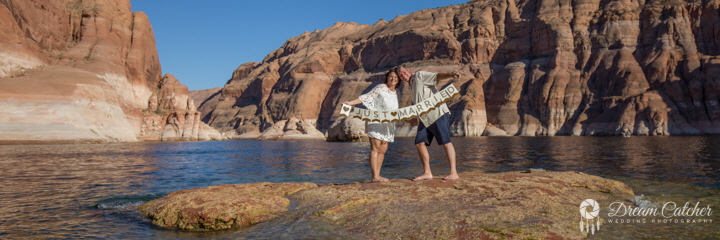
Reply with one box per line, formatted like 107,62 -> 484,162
344,84 -> 385,107
343,98 -> 363,106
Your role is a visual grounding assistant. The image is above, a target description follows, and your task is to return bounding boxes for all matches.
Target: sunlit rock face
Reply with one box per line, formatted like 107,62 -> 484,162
0,0 -> 221,143
204,0 -> 720,139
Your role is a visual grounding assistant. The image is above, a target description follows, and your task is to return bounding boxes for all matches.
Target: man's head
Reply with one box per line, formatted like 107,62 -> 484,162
396,65 -> 413,83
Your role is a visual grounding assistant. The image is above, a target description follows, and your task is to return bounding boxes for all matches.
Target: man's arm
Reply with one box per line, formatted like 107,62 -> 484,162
436,72 -> 460,87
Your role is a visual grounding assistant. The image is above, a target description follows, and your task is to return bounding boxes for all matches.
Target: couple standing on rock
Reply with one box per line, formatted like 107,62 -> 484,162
343,66 -> 460,182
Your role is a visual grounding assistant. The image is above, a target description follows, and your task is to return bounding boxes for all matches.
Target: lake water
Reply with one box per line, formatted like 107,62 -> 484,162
0,137 -> 718,239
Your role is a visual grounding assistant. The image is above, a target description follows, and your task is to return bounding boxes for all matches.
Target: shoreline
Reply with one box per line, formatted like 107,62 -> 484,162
1,134 -> 716,146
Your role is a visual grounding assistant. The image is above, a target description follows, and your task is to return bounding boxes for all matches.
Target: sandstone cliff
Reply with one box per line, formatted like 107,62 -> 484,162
0,0 -> 223,143
189,87 -> 222,122
206,0 -> 720,138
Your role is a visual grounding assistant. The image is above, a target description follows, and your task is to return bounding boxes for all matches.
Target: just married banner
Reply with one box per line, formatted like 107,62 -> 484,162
339,84 -> 459,122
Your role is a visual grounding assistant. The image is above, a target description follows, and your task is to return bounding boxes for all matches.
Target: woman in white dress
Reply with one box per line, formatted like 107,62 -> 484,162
343,69 -> 400,182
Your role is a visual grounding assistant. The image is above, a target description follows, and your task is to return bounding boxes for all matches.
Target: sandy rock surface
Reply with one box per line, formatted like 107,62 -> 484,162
138,182 -> 318,230
139,171 -> 633,239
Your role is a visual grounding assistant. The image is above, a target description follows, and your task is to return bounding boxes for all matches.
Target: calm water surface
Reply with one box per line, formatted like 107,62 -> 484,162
0,137 -> 718,239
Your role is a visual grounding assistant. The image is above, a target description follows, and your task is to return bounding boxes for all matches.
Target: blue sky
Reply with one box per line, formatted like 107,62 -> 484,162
131,1 -> 469,90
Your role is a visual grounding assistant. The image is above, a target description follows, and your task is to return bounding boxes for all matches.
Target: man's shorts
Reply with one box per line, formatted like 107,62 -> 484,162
415,113 -> 452,146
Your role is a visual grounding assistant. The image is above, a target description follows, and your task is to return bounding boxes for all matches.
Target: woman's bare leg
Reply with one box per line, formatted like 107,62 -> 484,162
376,140 -> 389,181
369,138 -> 389,182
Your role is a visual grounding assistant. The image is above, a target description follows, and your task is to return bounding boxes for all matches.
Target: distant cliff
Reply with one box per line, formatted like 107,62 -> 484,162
0,0 -> 223,143
204,0 -> 720,139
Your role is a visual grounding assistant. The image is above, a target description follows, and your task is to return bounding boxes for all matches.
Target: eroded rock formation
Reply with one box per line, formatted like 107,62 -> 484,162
256,117 -> 325,140
205,0 -> 720,138
189,87 -> 222,122
138,74 -> 224,141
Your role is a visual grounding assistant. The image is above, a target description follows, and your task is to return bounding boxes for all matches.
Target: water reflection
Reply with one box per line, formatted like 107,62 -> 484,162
0,137 -> 718,239
452,136 -> 720,187
0,143 -> 161,239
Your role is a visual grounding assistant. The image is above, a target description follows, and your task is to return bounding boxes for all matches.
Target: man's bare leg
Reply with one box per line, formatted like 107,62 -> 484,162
413,142 -> 433,181
442,142 -> 459,180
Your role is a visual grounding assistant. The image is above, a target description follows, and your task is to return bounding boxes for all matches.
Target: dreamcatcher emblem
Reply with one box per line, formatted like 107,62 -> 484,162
579,199 -> 601,234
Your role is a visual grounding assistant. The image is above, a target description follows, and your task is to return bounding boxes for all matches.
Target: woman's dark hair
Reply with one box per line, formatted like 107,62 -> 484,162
384,67 -> 400,88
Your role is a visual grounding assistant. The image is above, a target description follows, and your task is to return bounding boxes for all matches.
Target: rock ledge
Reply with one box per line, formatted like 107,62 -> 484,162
139,171 -> 633,239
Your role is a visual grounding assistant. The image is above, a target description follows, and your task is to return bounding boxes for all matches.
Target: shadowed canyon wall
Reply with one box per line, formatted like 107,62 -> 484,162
0,0 -> 223,143
205,0 -> 720,139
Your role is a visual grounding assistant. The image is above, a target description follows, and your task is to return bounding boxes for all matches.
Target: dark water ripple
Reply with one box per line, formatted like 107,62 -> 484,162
0,136 -> 718,239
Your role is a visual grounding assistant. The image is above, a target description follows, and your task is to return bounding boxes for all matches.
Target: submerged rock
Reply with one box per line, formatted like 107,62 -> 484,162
138,171 -> 634,239
137,182 -> 317,230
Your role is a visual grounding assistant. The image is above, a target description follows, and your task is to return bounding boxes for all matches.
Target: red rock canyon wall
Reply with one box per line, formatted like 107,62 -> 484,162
205,0 -> 720,138
0,0 -> 223,143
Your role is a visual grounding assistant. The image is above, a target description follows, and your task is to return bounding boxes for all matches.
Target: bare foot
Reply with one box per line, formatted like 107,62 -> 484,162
412,174 -> 433,181
443,173 -> 460,180
372,176 -> 389,182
